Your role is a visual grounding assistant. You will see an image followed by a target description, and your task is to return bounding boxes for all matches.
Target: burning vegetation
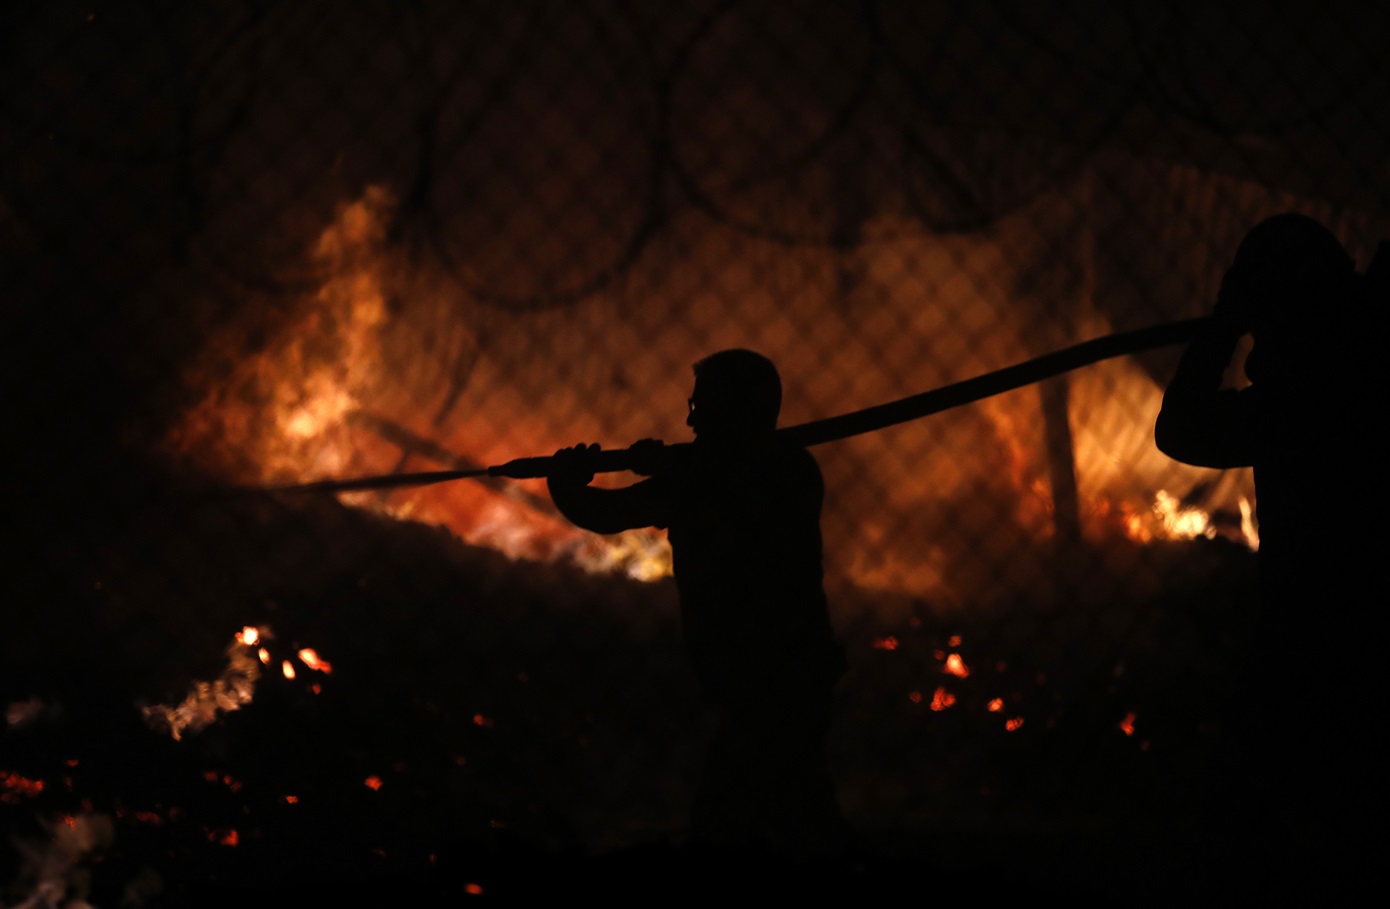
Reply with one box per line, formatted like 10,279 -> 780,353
4,174 -> 1272,908
165,187 -> 1256,612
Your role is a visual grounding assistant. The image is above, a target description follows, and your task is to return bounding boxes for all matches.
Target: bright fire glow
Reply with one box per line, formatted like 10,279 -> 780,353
168,186 -> 678,586
1119,712 -> 1137,736
1239,497 -> 1260,551
1153,490 -> 1215,539
1118,489 -> 1233,545
167,184 -> 1265,602
929,687 -> 956,711
944,654 -> 969,678
281,661 -> 296,680
298,648 -> 333,674
1005,717 -> 1024,731
987,698 -> 1004,712
237,627 -> 259,646
365,776 -> 383,791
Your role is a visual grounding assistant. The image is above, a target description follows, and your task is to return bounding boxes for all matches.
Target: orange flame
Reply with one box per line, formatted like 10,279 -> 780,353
297,648 -> 333,674
944,653 -> 970,678
929,687 -> 956,711
0,771 -> 45,803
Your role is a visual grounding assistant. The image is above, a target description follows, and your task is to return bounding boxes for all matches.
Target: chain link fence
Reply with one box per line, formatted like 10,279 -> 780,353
5,0 -> 1388,901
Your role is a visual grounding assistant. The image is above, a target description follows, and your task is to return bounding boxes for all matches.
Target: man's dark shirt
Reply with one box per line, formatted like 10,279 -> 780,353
1154,275 -> 1389,896
1154,297 -> 1385,617
549,438 -> 845,705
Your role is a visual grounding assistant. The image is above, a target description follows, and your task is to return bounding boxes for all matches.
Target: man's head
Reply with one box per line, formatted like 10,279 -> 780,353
687,349 -> 781,442
1220,212 -> 1355,336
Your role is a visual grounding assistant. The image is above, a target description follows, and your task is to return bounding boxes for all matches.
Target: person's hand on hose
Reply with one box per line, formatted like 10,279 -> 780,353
550,443 -> 600,487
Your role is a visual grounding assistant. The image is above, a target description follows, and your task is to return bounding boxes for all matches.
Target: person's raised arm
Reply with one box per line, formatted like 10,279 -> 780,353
546,443 -> 670,534
1155,281 -> 1258,469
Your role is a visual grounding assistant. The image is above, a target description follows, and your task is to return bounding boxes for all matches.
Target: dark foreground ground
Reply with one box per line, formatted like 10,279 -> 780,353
3,456 -> 1298,906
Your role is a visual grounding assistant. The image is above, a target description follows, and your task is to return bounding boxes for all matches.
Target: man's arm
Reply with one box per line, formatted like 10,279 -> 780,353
1154,321 -> 1256,469
546,445 -> 670,534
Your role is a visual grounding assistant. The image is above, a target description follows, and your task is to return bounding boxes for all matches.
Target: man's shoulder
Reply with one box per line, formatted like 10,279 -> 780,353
768,441 -> 823,494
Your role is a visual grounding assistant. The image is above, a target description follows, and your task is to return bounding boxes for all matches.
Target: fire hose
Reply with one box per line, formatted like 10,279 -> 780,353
254,316 -> 1211,495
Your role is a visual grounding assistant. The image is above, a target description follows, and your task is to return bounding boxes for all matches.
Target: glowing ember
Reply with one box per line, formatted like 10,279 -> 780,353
258,648 -> 271,665
472,714 -> 493,728
285,795 -> 299,804
929,687 -> 956,711
1005,717 -> 1025,731
909,690 -> 923,704
947,634 -> 962,647
0,770 -> 45,803
297,648 -> 333,673
364,776 -> 384,791
873,636 -> 899,651
465,883 -> 485,896
944,654 -> 970,678
1119,712 -> 1137,736
238,626 -> 259,646
987,698 -> 1004,712
281,660 -> 296,680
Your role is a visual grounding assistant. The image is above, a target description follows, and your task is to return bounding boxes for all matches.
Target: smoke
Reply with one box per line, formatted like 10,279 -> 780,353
3,813 -> 114,909
139,630 -> 263,742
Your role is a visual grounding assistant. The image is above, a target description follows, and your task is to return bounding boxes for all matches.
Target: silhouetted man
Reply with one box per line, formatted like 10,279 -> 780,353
1155,213 -> 1387,897
547,349 -> 848,861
